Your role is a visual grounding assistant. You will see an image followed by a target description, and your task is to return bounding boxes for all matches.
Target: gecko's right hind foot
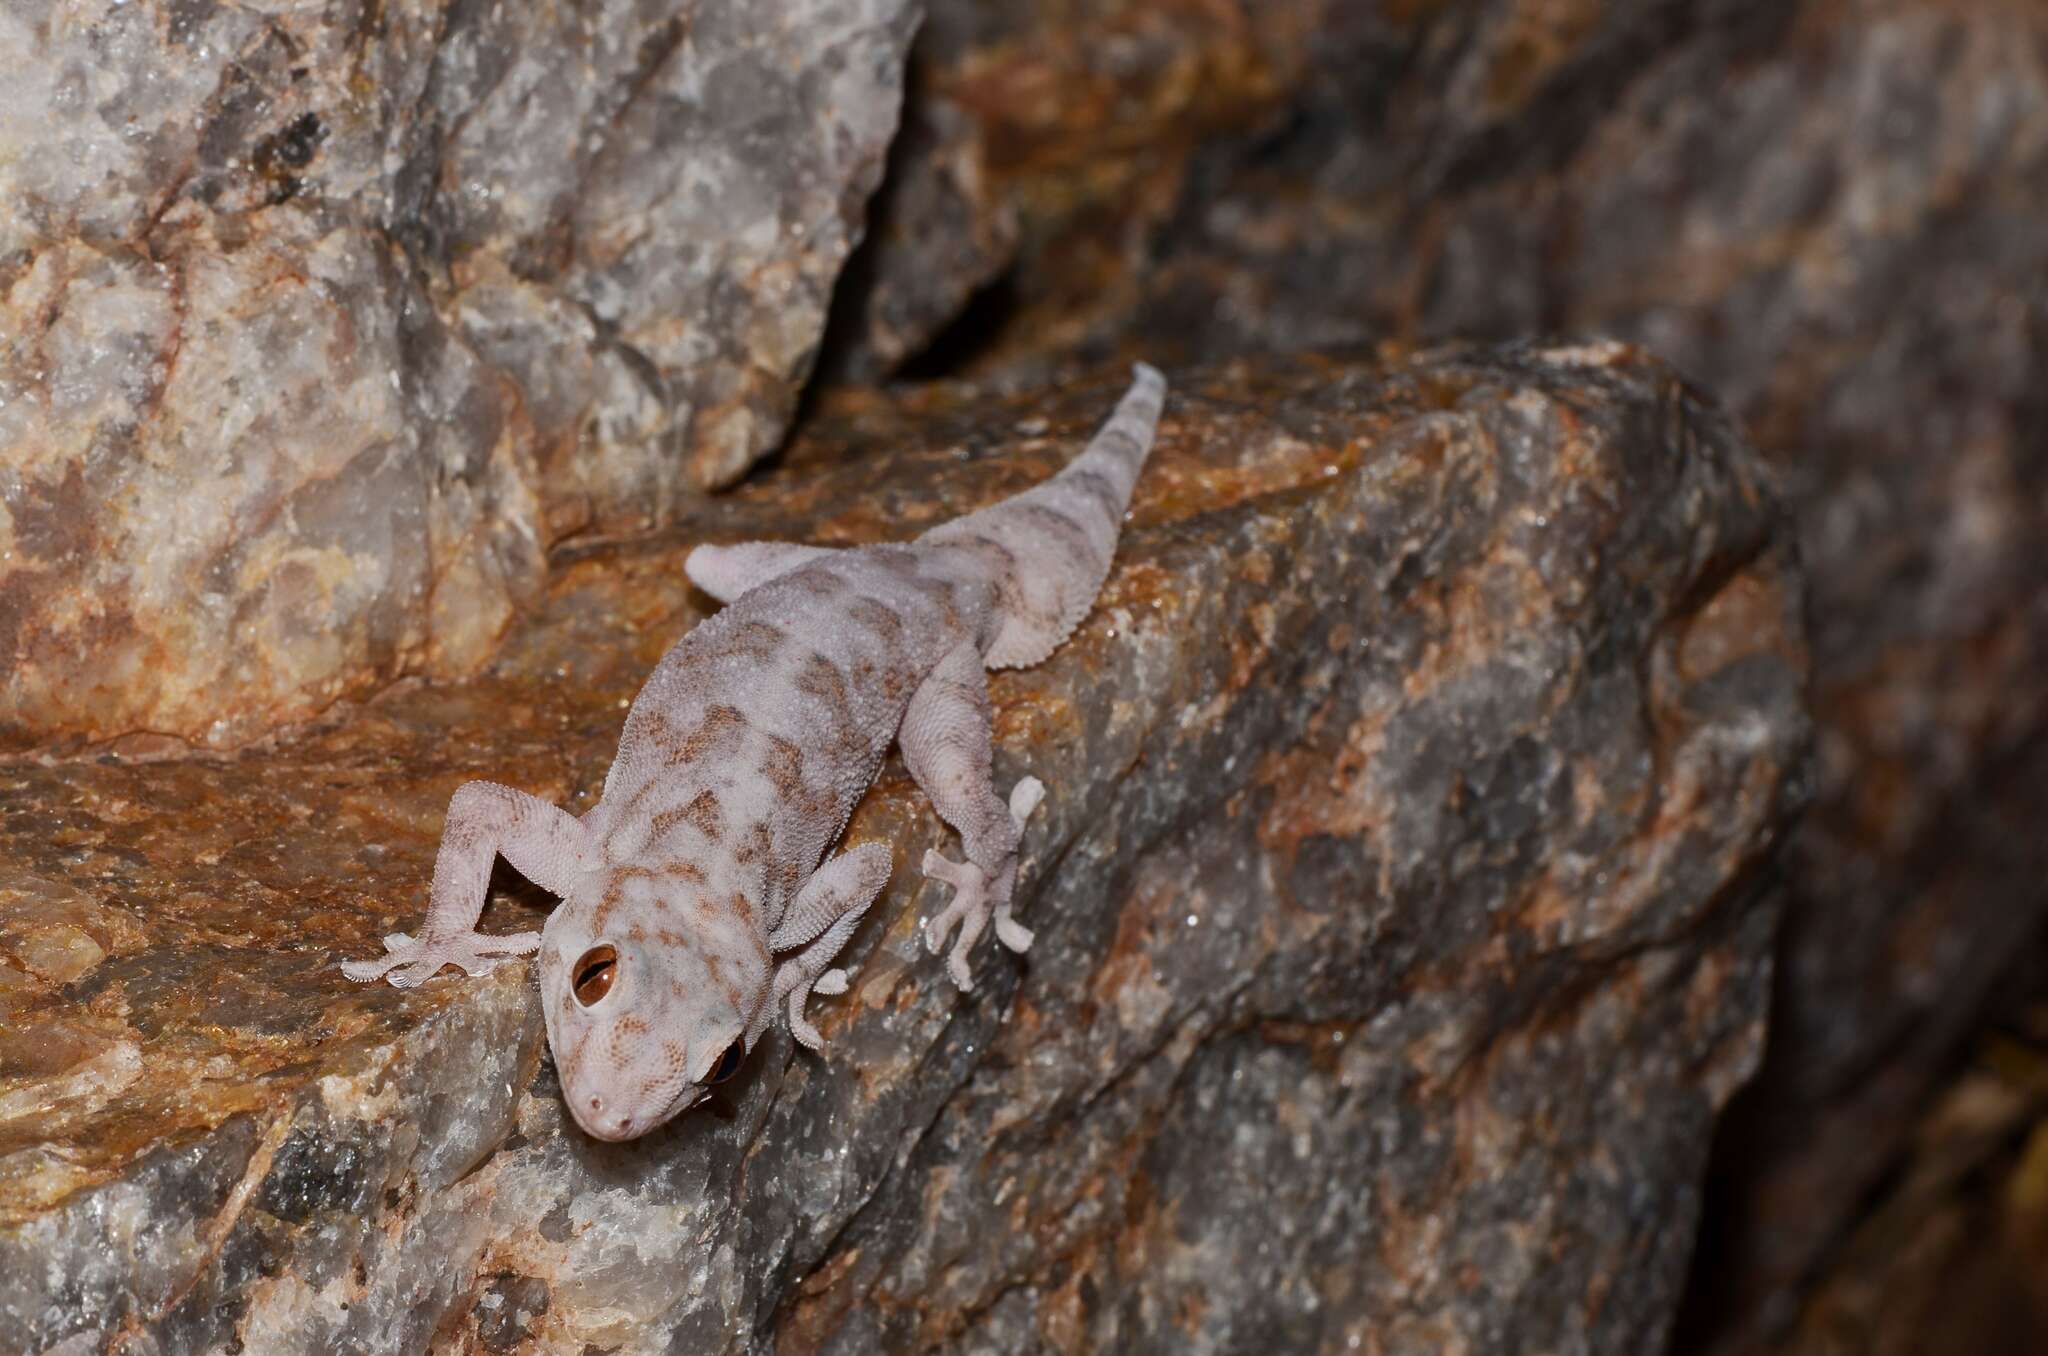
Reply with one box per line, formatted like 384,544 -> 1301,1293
921,777 -> 1046,992
339,929 -> 541,988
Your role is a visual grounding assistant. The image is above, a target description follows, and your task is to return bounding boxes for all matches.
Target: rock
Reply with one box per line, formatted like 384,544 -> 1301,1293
838,0 -> 2048,1333
0,346 -> 1805,1353
0,0 -> 919,754
1741,958 -> 2048,1355
820,0 -> 1325,380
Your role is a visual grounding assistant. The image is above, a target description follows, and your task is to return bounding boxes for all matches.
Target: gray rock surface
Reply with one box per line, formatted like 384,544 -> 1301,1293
0,0 -> 918,753
0,347 -> 1806,1353
827,1 -> 2048,1337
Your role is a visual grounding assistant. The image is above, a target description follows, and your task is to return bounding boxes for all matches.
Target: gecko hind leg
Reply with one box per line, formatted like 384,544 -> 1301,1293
685,541 -> 838,603
901,642 -> 1046,992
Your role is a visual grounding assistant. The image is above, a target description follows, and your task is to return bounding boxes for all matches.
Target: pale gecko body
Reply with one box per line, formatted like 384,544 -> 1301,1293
344,366 -> 1167,1141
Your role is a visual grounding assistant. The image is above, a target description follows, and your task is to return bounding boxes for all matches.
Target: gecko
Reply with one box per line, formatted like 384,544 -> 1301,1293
342,365 -> 1167,1141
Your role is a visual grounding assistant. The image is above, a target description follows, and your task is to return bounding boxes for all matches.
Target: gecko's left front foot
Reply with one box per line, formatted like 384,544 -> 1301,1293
340,928 -> 541,988
784,967 -> 849,1051
923,777 -> 1045,991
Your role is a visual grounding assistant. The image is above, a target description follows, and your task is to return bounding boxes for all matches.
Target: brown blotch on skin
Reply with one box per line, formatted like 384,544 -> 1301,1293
697,619 -> 787,667
795,655 -> 861,759
734,820 -> 773,866
904,571 -> 962,628
1063,468 -> 1124,520
789,566 -> 850,599
846,596 -> 905,646
666,704 -> 750,766
1017,501 -> 1097,560
795,653 -> 852,719
869,548 -> 919,576
653,788 -> 725,843
762,735 -> 805,798
963,531 -> 1020,576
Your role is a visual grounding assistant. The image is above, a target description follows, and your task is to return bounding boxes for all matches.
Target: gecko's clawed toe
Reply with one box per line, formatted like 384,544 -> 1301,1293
787,987 -> 825,1051
1008,776 -> 1046,824
994,913 -> 1034,953
946,948 -> 976,993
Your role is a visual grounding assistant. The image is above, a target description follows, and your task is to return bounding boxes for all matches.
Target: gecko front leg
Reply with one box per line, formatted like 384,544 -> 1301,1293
759,841 -> 893,1049
342,780 -> 600,988
901,642 -> 1046,991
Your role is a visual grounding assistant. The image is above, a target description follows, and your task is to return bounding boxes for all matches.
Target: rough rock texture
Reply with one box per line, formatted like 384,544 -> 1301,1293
0,347 -> 1805,1353
832,0 -> 2048,1337
0,0 -> 918,754
821,0 -> 1326,381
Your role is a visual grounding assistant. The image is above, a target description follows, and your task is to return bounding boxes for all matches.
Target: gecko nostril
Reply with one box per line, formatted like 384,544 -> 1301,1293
588,1094 -> 603,1111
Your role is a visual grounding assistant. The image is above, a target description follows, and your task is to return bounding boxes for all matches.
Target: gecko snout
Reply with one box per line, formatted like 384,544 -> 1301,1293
582,1092 -> 639,1139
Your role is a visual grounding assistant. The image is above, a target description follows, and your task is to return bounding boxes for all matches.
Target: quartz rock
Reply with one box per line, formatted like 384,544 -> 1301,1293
0,0 -> 920,753
0,346 -> 1805,1353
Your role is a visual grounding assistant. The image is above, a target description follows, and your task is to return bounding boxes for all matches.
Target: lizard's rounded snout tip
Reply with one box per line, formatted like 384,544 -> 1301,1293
575,1092 -> 641,1141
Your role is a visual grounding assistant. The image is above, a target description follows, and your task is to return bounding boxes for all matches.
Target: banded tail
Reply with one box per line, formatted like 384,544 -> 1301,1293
922,363 -> 1166,667
684,364 -> 1167,669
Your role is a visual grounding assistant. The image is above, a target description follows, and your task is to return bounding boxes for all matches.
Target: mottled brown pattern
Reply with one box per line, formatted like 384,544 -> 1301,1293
1015,500 -> 1096,560
713,620 -> 789,665
771,855 -> 804,902
868,549 -> 920,577
734,821 -> 773,867
794,652 -> 868,760
787,567 -> 851,600
902,571 -> 963,630
665,704 -> 749,767
845,596 -> 906,647
650,789 -> 725,843
761,734 -> 806,801
1061,468 -> 1122,519
794,654 -> 853,725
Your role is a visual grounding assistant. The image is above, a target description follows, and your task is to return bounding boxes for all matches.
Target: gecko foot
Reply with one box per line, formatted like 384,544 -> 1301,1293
339,929 -> 541,989
786,967 -> 850,1051
922,777 -> 1045,992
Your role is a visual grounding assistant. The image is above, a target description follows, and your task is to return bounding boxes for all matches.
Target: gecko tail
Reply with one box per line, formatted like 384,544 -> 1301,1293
921,363 -> 1167,669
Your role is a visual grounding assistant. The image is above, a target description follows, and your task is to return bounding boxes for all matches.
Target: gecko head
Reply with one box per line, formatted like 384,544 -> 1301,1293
537,873 -> 770,1142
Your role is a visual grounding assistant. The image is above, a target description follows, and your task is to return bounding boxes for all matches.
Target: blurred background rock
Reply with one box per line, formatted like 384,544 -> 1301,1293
818,1 -> 2048,1349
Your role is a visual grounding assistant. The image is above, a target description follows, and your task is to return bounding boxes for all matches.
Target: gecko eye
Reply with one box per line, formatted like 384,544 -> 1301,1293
705,1040 -> 745,1085
571,945 -> 617,1007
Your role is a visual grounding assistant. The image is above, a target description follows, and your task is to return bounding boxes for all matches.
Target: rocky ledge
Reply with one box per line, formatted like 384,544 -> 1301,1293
0,345 -> 1805,1354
